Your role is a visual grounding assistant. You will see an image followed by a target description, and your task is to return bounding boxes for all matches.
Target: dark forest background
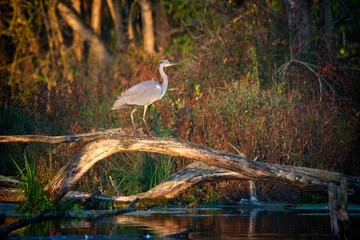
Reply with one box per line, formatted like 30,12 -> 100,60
0,0 -> 359,203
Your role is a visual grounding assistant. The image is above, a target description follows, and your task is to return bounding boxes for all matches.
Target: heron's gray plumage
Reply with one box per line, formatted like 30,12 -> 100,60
111,80 -> 162,109
111,59 -> 177,135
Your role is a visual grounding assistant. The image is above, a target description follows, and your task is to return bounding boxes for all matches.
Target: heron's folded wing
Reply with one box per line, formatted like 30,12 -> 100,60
113,80 -> 162,108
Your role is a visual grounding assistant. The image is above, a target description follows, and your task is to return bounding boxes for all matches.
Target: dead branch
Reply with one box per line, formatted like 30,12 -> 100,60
0,162 -> 247,203
1,129 -> 359,201
65,161 -> 248,203
0,128 -> 126,143
0,198 -> 139,238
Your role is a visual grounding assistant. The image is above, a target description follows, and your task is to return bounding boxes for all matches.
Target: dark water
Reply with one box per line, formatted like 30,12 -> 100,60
3,203 -> 360,239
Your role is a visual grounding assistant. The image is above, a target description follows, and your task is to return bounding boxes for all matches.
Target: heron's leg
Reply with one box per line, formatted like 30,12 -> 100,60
130,108 -> 138,133
142,105 -> 152,136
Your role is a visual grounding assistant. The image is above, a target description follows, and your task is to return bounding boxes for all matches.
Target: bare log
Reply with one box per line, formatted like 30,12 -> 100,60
0,162 -> 246,203
0,188 -> 25,203
39,133 -> 359,200
0,176 -> 25,202
65,161 -> 248,203
1,130 -> 359,201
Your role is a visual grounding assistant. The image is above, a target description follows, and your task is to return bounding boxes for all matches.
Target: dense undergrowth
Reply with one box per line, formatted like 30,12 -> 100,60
0,1 -> 359,208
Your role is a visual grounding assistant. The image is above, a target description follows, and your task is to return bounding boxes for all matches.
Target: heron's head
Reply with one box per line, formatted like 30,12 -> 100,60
159,59 -> 177,68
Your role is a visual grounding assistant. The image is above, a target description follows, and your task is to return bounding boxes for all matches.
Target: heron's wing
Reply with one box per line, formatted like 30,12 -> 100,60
111,80 -> 162,109
122,80 -> 160,96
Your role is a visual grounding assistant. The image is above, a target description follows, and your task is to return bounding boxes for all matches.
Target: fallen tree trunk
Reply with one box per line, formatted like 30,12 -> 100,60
0,162 -> 246,203
1,129 -> 359,201
66,161 -> 248,203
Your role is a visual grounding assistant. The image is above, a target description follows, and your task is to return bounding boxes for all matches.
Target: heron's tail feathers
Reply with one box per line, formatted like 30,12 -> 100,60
111,97 -> 128,110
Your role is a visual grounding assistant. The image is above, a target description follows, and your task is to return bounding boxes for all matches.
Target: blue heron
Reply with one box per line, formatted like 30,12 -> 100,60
111,59 -> 177,135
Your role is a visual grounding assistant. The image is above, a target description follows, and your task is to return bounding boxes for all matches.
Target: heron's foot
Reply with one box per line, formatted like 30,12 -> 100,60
131,128 -> 154,138
146,130 -> 153,137
148,131 -> 157,139
142,125 -> 154,137
99,127 -> 114,135
132,129 -> 141,138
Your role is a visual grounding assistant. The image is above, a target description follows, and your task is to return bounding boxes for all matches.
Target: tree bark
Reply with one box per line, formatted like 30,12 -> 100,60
154,0 -> 169,53
91,0 -> 102,35
57,0 -> 113,64
106,0 -> 124,50
44,137 -> 360,200
71,0 -> 83,61
67,161 -> 249,203
285,0 -> 311,56
48,0 -> 76,81
127,1 -> 136,47
90,0 -> 102,62
1,130 -> 359,201
0,161 -> 246,203
136,0 -> 155,54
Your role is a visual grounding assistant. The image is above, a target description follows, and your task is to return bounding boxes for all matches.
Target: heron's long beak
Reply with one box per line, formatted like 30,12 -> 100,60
169,62 -> 178,66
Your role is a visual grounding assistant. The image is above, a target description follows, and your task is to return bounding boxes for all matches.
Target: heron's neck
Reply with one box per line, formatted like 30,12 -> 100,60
159,66 -> 168,99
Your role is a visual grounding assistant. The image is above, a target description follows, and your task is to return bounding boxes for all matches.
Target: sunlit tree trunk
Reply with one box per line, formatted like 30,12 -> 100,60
127,0 -> 136,47
48,0 -> 77,85
71,0 -> 83,61
136,0 -> 155,55
107,0 -> 128,86
91,0 -> 102,34
57,1 -> 113,65
106,0 -> 124,50
154,0 -> 169,53
90,0 -> 102,62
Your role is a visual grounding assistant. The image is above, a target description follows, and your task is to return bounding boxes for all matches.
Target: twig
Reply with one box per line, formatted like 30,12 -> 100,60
89,198 -> 139,221
293,59 -> 324,101
0,208 -> 53,237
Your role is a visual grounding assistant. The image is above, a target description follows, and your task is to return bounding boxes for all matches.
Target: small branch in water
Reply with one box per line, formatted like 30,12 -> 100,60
88,198 -> 139,221
0,198 -> 139,237
0,208 -> 53,237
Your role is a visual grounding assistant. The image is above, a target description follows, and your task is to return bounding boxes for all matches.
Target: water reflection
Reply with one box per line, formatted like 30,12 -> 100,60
4,203 -> 360,239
